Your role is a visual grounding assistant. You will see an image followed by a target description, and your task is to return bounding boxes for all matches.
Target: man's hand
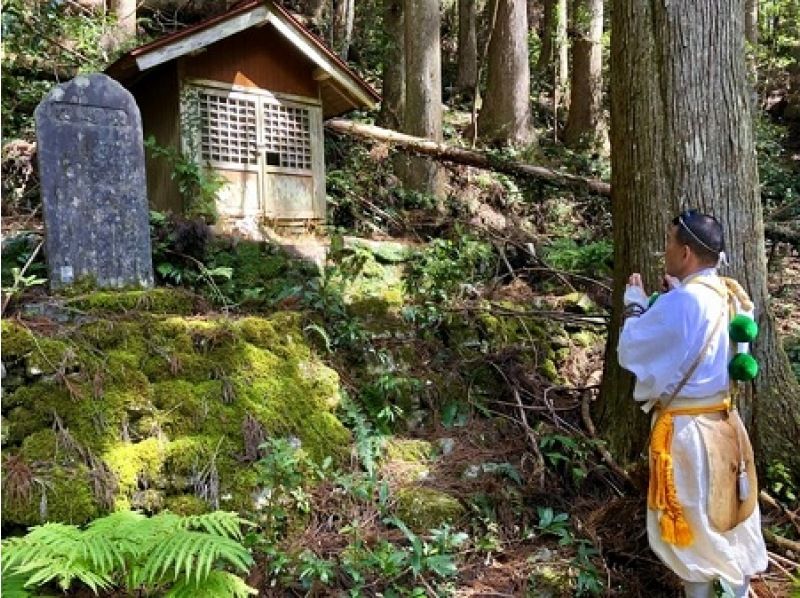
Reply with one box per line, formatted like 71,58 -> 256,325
624,272 -> 649,316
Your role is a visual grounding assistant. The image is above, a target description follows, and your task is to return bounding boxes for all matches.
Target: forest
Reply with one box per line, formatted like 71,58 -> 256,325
1,0 -> 799,596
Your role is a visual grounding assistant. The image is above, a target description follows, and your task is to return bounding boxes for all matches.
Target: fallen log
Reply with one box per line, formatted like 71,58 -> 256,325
325,118 -> 612,197
326,119 -> 797,247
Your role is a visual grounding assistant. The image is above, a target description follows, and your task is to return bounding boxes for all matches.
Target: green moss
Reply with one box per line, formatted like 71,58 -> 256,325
4,311 -> 350,523
102,438 -> 165,500
570,330 -> 598,348
165,494 -> 209,516
2,465 -> 101,526
384,438 -> 433,463
394,486 -> 464,532
19,429 -> 59,462
527,565 -> 572,597
539,359 -> 560,382
67,288 -> 195,314
1,319 -> 35,358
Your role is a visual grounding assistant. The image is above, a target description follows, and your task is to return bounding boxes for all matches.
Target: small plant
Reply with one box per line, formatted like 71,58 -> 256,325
541,237 -> 613,277
1,510 -> 256,597
535,506 -> 573,545
145,136 -> 224,223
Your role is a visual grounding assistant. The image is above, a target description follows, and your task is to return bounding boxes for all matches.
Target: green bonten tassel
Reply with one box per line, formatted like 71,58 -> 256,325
729,314 -> 758,343
648,292 -> 660,307
729,353 -> 759,381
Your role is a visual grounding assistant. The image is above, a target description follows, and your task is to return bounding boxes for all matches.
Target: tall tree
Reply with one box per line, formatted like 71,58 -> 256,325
109,0 -> 137,45
555,0 -> 569,111
478,0 -> 535,145
598,0 -> 800,477
378,0 -> 405,130
333,0 -> 354,59
535,0 -> 554,75
456,0 -> 479,94
399,0 -> 446,198
745,0 -> 758,44
301,0 -> 327,31
563,0 -> 606,150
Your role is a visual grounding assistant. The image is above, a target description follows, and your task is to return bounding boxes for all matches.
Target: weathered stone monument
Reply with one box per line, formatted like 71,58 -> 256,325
35,73 -> 153,289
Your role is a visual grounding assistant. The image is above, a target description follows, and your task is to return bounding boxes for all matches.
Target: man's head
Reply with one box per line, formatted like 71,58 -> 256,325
665,210 -> 725,279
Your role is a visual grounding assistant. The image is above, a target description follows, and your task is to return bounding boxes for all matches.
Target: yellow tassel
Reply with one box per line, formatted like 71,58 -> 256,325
675,516 -> 693,547
660,513 -> 676,543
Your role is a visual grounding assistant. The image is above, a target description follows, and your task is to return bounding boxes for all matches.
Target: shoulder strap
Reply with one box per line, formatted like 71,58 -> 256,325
661,289 -> 727,409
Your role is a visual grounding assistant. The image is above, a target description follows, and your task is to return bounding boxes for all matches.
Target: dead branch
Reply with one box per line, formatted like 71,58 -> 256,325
581,391 -> 635,487
763,527 -> 800,556
325,118 -> 612,197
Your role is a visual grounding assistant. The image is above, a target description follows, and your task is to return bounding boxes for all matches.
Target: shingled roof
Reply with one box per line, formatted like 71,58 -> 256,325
106,0 -> 380,118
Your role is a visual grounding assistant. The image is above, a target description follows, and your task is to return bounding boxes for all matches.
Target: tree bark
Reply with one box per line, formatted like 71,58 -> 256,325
745,0 -> 758,45
599,0 -> 800,478
478,0 -> 535,145
378,0 -> 406,130
536,0 -> 555,75
456,0 -> 479,93
333,0 -> 354,59
326,118 -> 610,195
563,0 -> 606,150
555,0 -> 569,111
302,0 -> 327,31
109,0 -> 137,45
399,0 -> 446,198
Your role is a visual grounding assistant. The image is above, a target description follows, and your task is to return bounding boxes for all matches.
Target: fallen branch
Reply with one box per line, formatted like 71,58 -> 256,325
581,391 -> 635,487
325,118 -> 612,197
764,222 -> 800,248
763,527 -> 800,556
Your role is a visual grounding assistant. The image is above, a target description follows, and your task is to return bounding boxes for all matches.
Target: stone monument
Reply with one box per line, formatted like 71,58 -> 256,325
35,73 -> 153,289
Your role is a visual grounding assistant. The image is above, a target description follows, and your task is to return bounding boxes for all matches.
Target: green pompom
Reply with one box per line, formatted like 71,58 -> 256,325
648,292 -> 660,307
729,314 -> 758,343
729,353 -> 759,381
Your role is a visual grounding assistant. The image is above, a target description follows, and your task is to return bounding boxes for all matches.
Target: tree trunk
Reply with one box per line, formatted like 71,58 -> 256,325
563,0 -> 606,150
599,0 -> 800,478
378,0 -> 406,130
536,0 -> 555,75
399,0 -> 446,198
456,0 -> 479,93
333,0 -> 354,59
478,0 -> 535,145
555,0 -> 569,111
109,0 -> 137,44
326,118 -> 610,194
745,0 -> 758,45
302,0 -> 327,31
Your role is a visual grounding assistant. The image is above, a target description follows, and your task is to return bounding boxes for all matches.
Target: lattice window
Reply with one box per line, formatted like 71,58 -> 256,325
262,102 -> 312,171
198,92 -> 258,166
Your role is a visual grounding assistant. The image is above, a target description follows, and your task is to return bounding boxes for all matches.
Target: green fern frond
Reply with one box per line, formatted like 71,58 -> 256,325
1,571 -> 33,598
165,570 -> 258,598
174,511 -> 251,540
139,530 -> 253,587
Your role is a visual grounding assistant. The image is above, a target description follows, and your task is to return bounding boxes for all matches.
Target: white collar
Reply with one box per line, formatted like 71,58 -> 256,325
680,267 -> 717,285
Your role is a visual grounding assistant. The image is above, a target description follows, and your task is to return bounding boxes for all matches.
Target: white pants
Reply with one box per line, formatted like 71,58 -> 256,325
684,577 -> 749,598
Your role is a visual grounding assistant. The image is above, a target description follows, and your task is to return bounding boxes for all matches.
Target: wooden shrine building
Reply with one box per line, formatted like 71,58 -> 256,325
106,0 -> 379,235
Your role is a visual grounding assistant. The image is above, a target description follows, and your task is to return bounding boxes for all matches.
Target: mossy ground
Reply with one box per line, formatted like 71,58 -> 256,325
1,294 -> 350,527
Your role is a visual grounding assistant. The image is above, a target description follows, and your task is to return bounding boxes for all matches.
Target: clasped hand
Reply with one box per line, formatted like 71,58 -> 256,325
624,273 -> 680,310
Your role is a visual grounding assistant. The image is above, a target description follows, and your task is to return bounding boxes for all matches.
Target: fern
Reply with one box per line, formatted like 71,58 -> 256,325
1,510 -> 256,597
165,569 -> 258,598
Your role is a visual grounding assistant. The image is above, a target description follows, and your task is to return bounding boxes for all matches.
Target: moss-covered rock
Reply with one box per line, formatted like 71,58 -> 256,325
393,486 -> 464,532
381,438 -> 434,484
3,465 -> 101,526
2,311 -> 350,527
66,288 -> 196,314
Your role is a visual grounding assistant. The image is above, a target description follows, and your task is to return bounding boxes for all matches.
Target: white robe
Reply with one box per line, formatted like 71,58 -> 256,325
618,268 -> 767,585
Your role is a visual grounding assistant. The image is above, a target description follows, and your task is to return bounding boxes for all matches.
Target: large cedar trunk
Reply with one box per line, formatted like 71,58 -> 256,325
555,0 -> 569,110
599,0 -> 800,478
378,0 -> 405,130
478,0 -> 535,145
399,0 -> 446,198
456,0 -> 479,92
745,0 -> 758,45
535,0 -> 554,75
333,0 -> 355,59
563,0 -> 606,150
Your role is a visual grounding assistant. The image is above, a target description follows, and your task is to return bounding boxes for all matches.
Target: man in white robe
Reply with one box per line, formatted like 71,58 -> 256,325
617,210 -> 767,598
